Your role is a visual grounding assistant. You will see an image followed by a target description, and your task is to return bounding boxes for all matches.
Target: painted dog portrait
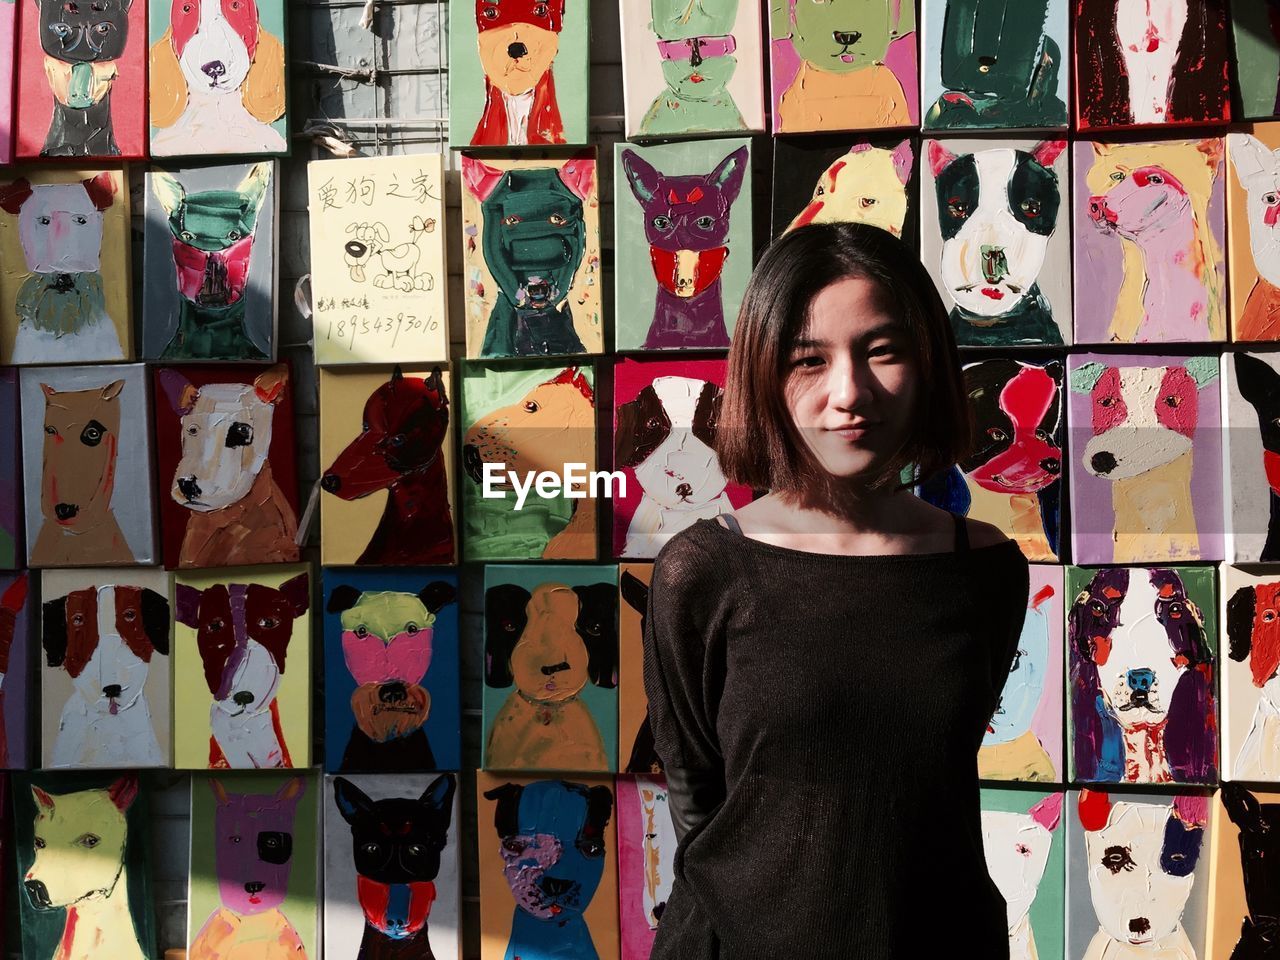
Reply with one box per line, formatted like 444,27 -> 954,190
0,172 -> 127,364
618,142 -> 749,350
1217,783 -> 1280,959
18,774 -> 154,960
925,139 -> 1068,346
481,777 -> 615,960
1068,566 -> 1217,785
462,153 -> 601,359
617,774 -> 676,959
1228,132 -> 1280,341
1231,351 -> 1280,563
769,0 -> 919,131
146,161 -> 275,360
484,574 -> 618,772
980,791 -> 1062,960
779,137 -> 913,239
1068,354 -> 1222,564
1074,0 -> 1230,130
464,0 -> 568,145
1226,574 -> 1280,782
1078,138 -> 1226,343
1070,789 -> 1209,959
619,565 -> 661,774
149,0 -> 288,155
157,364 -> 300,570
330,774 -> 458,959
176,569 -> 310,769
41,574 -> 170,768
320,366 -> 455,566
326,578 -> 459,772
190,775 -> 311,960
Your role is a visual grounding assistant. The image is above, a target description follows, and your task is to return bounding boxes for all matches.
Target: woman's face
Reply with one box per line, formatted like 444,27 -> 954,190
783,275 -> 920,484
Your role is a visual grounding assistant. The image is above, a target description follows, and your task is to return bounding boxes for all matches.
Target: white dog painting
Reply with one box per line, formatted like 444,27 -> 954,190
981,791 -> 1063,960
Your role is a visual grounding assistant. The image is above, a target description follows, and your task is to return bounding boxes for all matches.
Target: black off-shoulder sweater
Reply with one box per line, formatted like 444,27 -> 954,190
642,514 -> 1031,960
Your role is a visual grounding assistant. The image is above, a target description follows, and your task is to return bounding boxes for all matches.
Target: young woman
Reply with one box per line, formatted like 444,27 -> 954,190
642,222 -> 1031,958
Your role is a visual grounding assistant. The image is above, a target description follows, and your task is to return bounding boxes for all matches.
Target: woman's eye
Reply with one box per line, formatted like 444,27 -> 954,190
549,213 -> 567,226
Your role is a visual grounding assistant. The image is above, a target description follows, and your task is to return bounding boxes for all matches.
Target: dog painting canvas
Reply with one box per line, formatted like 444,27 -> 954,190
1067,353 -> 1223,565
770,134 -> 918,245
318,366 -> 457,567
613,357 -> 753,559
980,788 -> 1065,960
1207,783 -> 1280,958
173,563 -> 312,769
154,363 -> 300,570
0,0 -> 15,164
483,565 -> 618,773
1067,565 -> 1218,786
14,772 -> 156,960
143,161 -> 278,361
462,362 -> 598,562
921,0 -> 1068,131
0,168 -> 131,365
323,569 -> 461,773
188,773 -> 318,960
768,0 -> 918,132
307,153 -> 449,365
620,0 -> 766,137
921,138 -> 1071,347
40,568 -> 170,769
0,572 -> 32,769
1227,129 -> 1280,342
1075,138 -> 1227,343
1232,3 -> 1280,121
149,0 -> 288,156
1075,0 -> 1230,130
1066,788 -> 1210,960
618,774 -> 677,960
19,364 -> 157,568
614,139 -> 751,351
1226,351 -> 1280,563
13,0 -> 146,158
619,563 -> 661,774
449,0 -> 588,147
324,773 -> 461,960
0,370 -> 21,569
461,151 -> 603,360
1223,565 -> 1280,783
477,771 -> 619,960
977,567 -> 1064,782
918,357 -> 1063,560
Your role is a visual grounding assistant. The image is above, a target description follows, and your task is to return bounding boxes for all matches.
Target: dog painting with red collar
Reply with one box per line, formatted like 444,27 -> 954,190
464,0 -> 570,146
176,570 -> 310,769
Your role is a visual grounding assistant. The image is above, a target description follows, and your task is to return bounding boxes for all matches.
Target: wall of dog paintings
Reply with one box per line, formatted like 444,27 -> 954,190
7,2 -> 1280,958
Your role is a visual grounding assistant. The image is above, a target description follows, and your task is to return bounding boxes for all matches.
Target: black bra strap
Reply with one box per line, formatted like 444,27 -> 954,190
952,512 -> 970,553
718,513 -> 744,536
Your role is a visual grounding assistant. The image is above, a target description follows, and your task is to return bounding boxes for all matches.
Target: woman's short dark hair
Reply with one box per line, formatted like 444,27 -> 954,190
716,221 -> 973,494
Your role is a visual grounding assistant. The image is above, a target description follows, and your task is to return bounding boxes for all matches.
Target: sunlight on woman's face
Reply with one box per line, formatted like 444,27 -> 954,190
782,275 -> 920,484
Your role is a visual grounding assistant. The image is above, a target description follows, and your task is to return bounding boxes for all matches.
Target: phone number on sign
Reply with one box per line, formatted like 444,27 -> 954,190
326,313 -> 441,350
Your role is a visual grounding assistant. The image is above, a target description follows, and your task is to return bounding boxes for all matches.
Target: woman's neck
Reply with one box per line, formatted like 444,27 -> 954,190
745,486 -> 952,555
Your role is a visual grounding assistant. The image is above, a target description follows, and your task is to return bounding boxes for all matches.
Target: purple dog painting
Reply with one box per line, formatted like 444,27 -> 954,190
619,143 -> 749,350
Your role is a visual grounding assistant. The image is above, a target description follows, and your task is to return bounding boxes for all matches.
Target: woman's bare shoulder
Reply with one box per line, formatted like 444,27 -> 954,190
964,516 -> 1012,549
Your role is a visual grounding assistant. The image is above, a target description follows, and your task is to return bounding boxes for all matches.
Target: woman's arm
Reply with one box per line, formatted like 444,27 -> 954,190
642,536 -> 727,845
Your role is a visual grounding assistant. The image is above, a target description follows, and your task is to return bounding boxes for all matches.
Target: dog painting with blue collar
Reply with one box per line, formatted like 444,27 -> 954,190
482,778 -> 614,960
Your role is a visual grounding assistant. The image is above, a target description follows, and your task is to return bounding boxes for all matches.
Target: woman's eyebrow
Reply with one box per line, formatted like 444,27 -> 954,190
790,323 -> 901,351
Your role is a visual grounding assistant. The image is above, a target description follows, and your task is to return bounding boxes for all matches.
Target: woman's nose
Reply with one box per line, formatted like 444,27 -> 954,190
829,359 -> 872,407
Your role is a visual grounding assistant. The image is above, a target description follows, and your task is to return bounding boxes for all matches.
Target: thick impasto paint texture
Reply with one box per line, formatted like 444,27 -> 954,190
1067,353 -> 1223,565
617,774 -> 677,960
15,773 -> 156,960
1074,0 -> 1231,130
14,0 -> 147,158
143,161 -> 278,361
40,569 -> 170,769
318,366 -> 457,567
189,773 -> 318,960
461,151 -> 603,360
449,0 -> 589,147
618,563 -> 660,774
483,565 -> 618,774
477,772 -> 619,960
174,564 -> 312,769
1226,351 -> 1280,564
0,573 -> 31,769
922,0 -> 1069,131
324,773 -> 461,960
620,0 -> 766,137
1207,784 -> 1280,957
154,364 -> 300,570
0,168 -> 131,364
1231,2 -> 1280,121
1227,129 -> 1280,342
19,365 -> 157,568
1067,565 -> 1218,786
979,789 -> 1065,960
461,363 -> 597,562
306,154 -> 449,365
148,0 -> 288,155
614,139 -> 750,351
0,370 -> 21,569
323,569 -> 461,773
0,0 -> 15,164
1222,566 -> 1280,783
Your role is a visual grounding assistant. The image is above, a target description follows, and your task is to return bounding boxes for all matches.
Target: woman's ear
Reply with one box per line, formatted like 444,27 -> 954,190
242,26 -> 287,123
148,29 -> 188,128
